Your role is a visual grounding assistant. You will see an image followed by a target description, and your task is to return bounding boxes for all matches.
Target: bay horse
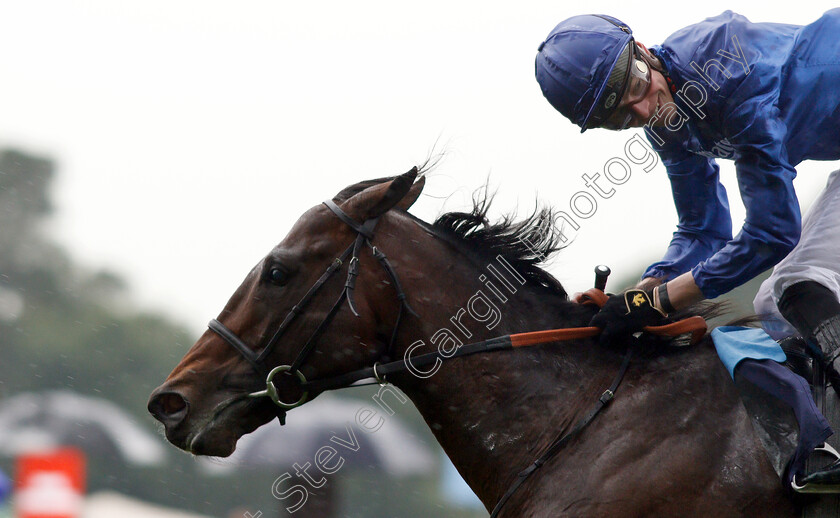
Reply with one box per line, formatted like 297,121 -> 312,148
148,168 -> 796,517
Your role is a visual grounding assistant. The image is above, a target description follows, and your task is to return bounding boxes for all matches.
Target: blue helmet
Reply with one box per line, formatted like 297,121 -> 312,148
535,14 -> 635,132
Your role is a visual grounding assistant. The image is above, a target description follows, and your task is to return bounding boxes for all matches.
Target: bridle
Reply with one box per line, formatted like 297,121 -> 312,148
207,199 -> 416,425
207,197 -> 706,422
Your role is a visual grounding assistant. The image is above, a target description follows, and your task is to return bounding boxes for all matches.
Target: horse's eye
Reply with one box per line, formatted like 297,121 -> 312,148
268,268 -> 287,286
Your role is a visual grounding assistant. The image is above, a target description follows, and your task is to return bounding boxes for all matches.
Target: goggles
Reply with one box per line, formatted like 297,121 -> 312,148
601,51 -> 651,131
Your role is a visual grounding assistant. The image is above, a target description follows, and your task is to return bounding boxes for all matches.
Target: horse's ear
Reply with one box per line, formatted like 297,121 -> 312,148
395,174 -> 425,211
332,176 -> 394,203
344,167 -> 420,220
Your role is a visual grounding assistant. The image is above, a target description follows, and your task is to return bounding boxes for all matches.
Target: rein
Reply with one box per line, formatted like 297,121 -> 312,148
301,286 -> 705,393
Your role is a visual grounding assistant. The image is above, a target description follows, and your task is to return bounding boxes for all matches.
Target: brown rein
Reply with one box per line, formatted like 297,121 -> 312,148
509,288 -> 707,348
300,288 -> 708,394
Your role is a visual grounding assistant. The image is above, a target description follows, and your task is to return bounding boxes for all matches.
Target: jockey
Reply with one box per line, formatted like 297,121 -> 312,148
535,11 -> 840,491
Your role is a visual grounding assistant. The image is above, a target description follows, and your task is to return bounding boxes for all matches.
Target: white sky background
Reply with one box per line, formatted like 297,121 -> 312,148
0,1 -> 837,335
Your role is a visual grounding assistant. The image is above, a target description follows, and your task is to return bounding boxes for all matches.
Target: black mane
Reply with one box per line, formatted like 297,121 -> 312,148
432,186 -> 568,299
417,176 -> 729,345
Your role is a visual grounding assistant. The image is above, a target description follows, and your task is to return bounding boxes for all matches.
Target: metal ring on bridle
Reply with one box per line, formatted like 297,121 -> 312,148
248,365 -> 309,410
372,362 -> 388,386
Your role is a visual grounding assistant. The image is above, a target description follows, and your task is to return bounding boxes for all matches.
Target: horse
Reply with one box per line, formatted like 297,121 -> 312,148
148,168 -> 797,517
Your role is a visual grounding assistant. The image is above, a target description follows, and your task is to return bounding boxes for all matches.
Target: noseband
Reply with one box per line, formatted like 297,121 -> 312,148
207,200 -> 416,424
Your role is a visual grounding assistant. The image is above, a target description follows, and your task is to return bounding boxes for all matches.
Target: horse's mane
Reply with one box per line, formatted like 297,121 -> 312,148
431,184 -> 568,299
423,179 -> 742,343
332,170 -> 569,300
332,164 -> 564,293
340,171 -> 738,338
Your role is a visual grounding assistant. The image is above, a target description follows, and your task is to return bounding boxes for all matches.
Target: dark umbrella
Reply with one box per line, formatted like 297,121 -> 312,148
200,394 -> 435,476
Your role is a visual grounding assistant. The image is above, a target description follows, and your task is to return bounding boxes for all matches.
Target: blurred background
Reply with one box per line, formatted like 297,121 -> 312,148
1,1 -> 837,516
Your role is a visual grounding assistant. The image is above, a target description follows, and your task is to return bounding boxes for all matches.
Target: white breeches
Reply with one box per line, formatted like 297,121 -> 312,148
754,169 -> 840,340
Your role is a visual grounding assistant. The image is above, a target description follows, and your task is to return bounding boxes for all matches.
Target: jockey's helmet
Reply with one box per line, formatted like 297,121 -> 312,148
535,14 -> 636,132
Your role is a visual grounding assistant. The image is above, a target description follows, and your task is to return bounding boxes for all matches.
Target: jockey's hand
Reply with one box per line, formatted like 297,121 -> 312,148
589,289 -> 669,346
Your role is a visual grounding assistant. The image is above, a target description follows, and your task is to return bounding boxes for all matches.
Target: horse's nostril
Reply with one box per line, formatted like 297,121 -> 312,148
159,393 -> 187,415
148,391 -> 189,425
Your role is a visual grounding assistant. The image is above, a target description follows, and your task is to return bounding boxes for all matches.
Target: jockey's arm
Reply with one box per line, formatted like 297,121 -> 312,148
640,94 -> 799,309
637,271 -> 704,313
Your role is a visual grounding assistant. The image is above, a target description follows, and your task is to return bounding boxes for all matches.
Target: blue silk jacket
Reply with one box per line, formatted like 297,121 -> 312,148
641,9 -> 840,298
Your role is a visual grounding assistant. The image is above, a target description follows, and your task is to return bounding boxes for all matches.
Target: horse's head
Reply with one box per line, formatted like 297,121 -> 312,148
148,168 -> 425,456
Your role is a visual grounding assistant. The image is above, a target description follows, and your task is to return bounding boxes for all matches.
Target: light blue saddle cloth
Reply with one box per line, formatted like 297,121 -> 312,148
711,326 -> 787,379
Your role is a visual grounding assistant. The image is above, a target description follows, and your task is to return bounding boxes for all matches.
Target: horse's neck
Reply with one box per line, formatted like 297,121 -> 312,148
373,218 -> 787,516
389,254 -> 607,508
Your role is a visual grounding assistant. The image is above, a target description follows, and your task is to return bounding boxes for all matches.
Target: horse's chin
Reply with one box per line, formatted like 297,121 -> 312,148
186,427 -> 239,457
176,398 -> 276,457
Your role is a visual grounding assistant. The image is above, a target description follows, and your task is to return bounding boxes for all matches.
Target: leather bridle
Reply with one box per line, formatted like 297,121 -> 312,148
207,199 -> 416,424
207,197 -> 707,425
